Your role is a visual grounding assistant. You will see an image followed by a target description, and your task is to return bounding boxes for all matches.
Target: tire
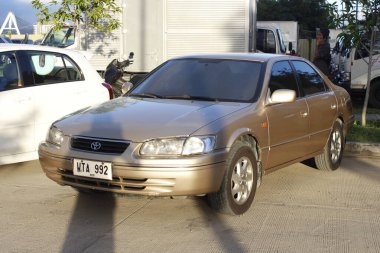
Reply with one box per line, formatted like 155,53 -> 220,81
314,120 -> 344,171
207,141 -> 258,215
369,80 -> 380,109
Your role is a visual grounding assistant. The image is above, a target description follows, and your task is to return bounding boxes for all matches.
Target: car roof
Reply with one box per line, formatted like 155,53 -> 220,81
0,43 -> 81,56
172,53 -> 302,63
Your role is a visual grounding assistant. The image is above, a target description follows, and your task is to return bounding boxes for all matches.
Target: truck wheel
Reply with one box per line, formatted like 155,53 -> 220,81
314,120 -> 344,171
369,80 -> 380,108
207,141 -> 257,215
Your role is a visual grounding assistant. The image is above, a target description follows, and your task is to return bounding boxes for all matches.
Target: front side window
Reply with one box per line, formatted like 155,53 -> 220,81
257,29 -> 276,54
269,61 -> 300,97
26,51 -> 83,85
292,61 -> 327,96
0,52 -> 21,91
130,59 -> 263,102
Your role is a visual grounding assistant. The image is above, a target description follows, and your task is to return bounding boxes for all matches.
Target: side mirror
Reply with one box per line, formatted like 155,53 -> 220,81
268,89 -> 296,105
288,42 -> 293,52
121,82 -> 133,94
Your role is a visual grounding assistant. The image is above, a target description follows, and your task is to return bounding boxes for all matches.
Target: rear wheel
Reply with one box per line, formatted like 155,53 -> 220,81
314,120 -> 344,171
207,142 -> 257,215
369,80 -> 380,109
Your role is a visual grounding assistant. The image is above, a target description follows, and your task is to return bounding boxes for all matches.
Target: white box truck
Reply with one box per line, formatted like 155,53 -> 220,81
40,0 -> 286,74
334,33 -> 380,108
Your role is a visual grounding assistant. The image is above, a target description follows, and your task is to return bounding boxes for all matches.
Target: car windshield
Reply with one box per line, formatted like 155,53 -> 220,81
130,58 -> 263,103
42,27 -> 75,48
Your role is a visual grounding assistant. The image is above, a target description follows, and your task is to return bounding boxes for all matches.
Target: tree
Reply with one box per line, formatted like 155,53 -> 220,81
332,0 -> 380,126
32,0 -> 121,34
258,0 -> 333,38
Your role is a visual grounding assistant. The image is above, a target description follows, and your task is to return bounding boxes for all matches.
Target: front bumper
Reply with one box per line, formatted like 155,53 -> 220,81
39,143 -> 227,196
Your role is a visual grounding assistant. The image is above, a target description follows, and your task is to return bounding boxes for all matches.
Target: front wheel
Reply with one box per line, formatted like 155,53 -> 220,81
369,80 -> 380,109
314,120 -> 344,171
207,142 -> 257,215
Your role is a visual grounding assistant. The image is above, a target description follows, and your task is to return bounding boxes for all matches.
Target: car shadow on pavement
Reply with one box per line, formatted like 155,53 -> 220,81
342,157 -> 380,183
195,196 -> 247,253
60,192 -> 115,253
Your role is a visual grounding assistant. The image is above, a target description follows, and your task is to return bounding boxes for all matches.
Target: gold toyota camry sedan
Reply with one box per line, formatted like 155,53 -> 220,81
39,53 -> 354,215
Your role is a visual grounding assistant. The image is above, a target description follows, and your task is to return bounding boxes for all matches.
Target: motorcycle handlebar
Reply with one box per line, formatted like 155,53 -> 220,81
118,52 -> 134,69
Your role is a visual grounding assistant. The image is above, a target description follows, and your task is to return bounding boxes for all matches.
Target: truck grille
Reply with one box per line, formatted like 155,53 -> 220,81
70,137 -> 129,154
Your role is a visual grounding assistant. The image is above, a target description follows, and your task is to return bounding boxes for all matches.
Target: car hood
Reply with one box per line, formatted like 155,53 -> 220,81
55,97 -> 250,142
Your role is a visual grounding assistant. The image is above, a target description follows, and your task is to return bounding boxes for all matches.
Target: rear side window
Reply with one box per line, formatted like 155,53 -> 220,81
292,60 -> 327,96
269,61 -> 300,97
0,52 -> 21,91
26,51 -> 84,85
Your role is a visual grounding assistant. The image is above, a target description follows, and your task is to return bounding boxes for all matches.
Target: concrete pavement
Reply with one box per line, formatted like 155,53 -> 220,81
1,157 -> 380,253
345,141 -> 380,157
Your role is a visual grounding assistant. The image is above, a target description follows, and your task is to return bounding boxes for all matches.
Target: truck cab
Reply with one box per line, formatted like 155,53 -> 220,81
336,35 -> 380,108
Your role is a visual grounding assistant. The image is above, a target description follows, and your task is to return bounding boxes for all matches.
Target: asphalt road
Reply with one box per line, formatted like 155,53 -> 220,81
1,157 -> 379,253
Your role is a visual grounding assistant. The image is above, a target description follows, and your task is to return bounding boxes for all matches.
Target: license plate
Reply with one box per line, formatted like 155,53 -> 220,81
73,159 -> 112,180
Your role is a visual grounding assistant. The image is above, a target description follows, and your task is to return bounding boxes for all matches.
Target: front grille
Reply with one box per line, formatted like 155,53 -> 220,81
71,137 -> 129,154
58,168 -> 148,191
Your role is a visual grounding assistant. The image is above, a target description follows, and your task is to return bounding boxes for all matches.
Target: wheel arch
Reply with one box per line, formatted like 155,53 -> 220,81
228,131 -> 263,187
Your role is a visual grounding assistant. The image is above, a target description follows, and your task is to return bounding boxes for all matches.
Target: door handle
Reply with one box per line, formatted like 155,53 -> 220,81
331,104 -> 337,109
300,111 -> 308,118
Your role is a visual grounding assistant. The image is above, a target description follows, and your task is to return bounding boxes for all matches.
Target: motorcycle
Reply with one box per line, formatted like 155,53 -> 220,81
104,52 -> 135,98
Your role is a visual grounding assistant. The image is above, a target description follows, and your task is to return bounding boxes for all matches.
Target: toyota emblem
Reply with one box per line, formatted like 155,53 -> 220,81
90,141 -> 102,151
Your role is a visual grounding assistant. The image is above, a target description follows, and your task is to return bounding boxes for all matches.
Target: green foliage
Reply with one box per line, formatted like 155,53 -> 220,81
32,0 -> 121,33
347,121 -> 380,143
334,0 -> 380,49
257,0 -> 334,38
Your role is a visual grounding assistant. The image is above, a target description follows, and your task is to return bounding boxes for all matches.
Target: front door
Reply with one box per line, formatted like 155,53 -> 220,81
0,52 -> 34,162
266,60 -> 309,168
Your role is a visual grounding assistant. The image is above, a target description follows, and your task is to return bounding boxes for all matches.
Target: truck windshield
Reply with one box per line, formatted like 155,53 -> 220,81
42,27 -> 76,48
130,59 -> 263,103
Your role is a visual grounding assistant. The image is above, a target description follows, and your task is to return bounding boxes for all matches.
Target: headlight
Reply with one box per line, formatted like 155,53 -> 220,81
182,136 -> 215,155
140,138 -> 185,156
47,126 -> 64,146
140,136 -> 215,156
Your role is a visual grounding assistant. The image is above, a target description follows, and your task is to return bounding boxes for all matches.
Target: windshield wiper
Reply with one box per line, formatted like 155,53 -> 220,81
129,93 -> 163,99
163,95 -> 219,102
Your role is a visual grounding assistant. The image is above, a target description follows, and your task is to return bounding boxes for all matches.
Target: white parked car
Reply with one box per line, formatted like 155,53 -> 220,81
0,44 -> 113,165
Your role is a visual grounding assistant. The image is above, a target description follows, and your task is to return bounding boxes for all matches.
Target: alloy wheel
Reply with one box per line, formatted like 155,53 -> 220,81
231,156 -> 254,205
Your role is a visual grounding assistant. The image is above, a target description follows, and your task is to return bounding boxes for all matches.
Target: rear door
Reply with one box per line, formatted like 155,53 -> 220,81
0,51 -> 35,160
291,60 -> 337,153
266,60 -> 309,168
